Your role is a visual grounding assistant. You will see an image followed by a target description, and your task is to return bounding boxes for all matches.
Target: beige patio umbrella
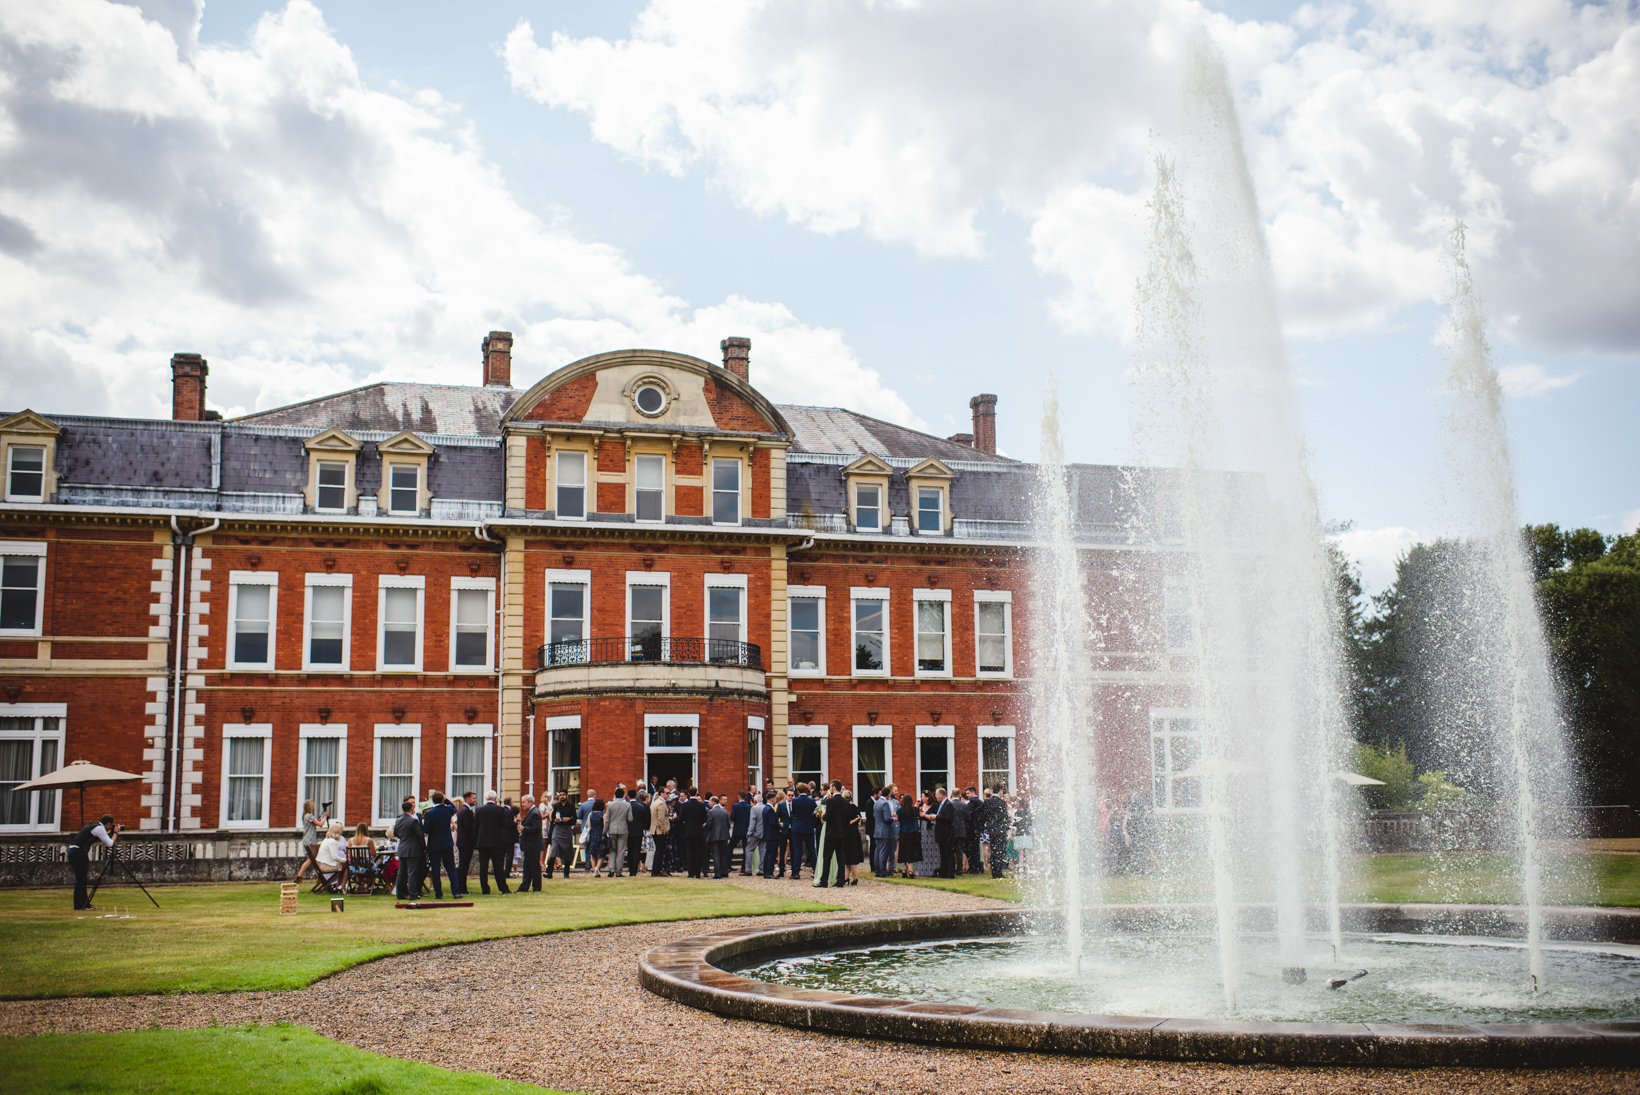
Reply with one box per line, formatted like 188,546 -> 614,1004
16,759 -> 143,829
1330,770 -> 1387,786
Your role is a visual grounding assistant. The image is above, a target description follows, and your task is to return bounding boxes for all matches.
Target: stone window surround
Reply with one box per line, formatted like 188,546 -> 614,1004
911,587 -> 953,679
786,584 -> 826,677
841,454 -> 893,532
449,576 -> 497,675
296,723 -> 348,829
302,572 -> 354,673
703,572 -> 748,645
301,428 -> 363,513
0,410 -> 62,504
0,541 -> 46,638
851,723 -> 893,792
972,589 -> 1014,679
219,722 -> 273,831
849,585 -> 890,678
372,722 -> 421,825
225,569 -> 279,671
905,457 -> 956,535
787,722 -> 829,787
374,430 -> 436,517
977,724 -> 1017,795
375,573 -> 425,673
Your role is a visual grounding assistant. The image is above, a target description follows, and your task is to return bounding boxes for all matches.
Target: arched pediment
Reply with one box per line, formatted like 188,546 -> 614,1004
501,349 -> 792,437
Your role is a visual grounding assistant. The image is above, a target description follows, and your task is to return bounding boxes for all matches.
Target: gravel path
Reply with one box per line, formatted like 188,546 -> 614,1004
2,876 -> 1634,1094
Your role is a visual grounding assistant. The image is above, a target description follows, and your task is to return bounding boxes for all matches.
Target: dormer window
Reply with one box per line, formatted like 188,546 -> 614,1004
5,446 -> 44,501
316,462 -> 347,512
916,488 -> 942,533
388,465 -> 419,515
856,485 -> 881,532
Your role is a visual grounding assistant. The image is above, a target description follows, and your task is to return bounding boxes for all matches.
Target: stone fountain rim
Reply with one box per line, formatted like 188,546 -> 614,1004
638,906 -> 1640,1068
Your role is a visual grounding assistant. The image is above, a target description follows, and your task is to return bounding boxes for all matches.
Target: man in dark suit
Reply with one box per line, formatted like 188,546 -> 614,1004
816,781 -> 853,888
933,788 -> 958,879
706,795 -> 732,878
629,792 -> 652,876
728,792 -> 751,874
759,791 -> 782,878
964,787 -> 986,874
455,790 -> 478,891
394,799 -> 427,899
787,784 -> 816,881
422,790 -> 460,899
677,787 -> 709,878
473,790 -> 512,895
518,794 -> 544,892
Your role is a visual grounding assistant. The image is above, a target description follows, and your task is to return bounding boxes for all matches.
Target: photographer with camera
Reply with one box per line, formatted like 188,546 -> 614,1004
67,814 -> 118,910
295,797 -> 331,881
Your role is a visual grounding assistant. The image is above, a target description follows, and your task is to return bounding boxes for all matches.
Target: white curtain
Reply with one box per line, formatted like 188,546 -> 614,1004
227,737 -> 266,822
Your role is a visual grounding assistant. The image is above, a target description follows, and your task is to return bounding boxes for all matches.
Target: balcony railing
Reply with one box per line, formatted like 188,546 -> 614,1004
538,636 -> 763,671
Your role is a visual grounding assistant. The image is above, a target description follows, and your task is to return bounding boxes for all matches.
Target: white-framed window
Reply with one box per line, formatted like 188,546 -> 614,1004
387,464 -> 420,515
220,723 -> 273,830
227,571 -> 278,671
556,450 -> 587,520
377,574 -> 424,671
297,724 -> 347,826
787,585 -> 826,676
854,484 -> 882,532
852,725 -> 892,799
635,453 -> 665,522
747,715 -> 765,791
978,725 -> 1016,794
645,713 -> 698,790
449,577 -> 495,673
546,714 -> 581,798
711,457 -> 741,525
974,590 -> 1013,678
627,571 -> 670,662
315,460 -> 348,512
5,446 -> 46,502
303,573 -> 352,671
1164,576 -> 1195,653
789,724 -> 828,789
915,724 -> 954,797
850,586 -> 889,676
447,724 -> 492,802
0,543 -> 46,637
0,705 -> 64,831
916,487 -> 943,533
544,567 -> 591,665
1151,710 -> 1206,812
373,724 -> 421,824
912,588 -> 952,677
705,572 -> 748,663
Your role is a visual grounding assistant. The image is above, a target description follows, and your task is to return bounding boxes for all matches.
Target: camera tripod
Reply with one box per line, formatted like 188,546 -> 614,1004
87,842 -> 161,909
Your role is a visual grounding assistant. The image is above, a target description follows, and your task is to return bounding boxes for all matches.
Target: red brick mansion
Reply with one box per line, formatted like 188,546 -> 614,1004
0,335 -> 1190,837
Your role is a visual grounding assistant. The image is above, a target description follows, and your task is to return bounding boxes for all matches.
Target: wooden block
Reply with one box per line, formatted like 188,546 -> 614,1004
279,882 -> 299,915
330,897 -> 344,912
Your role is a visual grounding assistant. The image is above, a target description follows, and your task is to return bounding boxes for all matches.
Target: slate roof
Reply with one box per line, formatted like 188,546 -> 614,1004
775,405 -> 1014,463
55,421 -> 216,490
236,382 -> 520,436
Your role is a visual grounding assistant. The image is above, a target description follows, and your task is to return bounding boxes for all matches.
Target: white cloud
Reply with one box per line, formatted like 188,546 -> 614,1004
507,1 -> 1640,352
0,0 -> 913,425
1334,524 -> 1424,596
1495,363 -> 1587,399
1620,507 -> 1640,536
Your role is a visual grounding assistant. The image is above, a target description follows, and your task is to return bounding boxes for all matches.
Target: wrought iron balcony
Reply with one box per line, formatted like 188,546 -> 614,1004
537,636 -> 763,672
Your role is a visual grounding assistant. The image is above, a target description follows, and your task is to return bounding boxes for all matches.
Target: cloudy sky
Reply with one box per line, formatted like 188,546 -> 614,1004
2,0 -> 1635,591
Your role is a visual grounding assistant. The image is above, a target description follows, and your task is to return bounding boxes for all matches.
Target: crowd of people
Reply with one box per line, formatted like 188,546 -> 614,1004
297,778 -> 1042,896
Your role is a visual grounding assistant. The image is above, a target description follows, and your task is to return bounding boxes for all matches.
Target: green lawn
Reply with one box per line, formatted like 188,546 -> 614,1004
0,878 -> 838,999
0,1024 -> 563,1094
880,852 -> 1640,907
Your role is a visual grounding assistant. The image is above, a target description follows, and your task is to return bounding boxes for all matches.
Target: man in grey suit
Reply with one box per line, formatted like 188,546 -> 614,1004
393,799 -> 426,899
604,787 -> 633,877
873,783 -> 899,877
706,795 -> 732,878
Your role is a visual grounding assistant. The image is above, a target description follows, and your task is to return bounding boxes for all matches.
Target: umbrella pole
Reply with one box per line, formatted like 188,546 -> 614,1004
79,784 -> 85,829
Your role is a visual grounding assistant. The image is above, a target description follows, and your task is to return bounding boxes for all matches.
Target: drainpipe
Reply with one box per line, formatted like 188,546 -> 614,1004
475,523 -> 503,794
167,515 -> 220,832
527,711 -> 535,797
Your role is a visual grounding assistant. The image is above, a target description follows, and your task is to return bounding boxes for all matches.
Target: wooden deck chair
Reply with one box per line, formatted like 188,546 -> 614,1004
345,847 -> 379,895
311,860 -> 348,894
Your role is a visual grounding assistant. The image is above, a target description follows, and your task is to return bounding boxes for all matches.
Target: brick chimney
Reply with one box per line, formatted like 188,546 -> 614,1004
482,331 -> 513,387
947,432 -> 974,447
969,393 -> 997,454
721,336 -> 750,382
171,353 -> 208,421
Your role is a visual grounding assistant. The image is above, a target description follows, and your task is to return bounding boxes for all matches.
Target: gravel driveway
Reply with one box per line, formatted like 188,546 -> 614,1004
2,876 -> 1633,1094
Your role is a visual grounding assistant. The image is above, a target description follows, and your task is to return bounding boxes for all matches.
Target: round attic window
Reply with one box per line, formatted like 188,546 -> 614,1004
634,383 -> 668,416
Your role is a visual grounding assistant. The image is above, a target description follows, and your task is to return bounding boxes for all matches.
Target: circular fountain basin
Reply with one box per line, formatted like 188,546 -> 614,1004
639,907 -> 1640,1067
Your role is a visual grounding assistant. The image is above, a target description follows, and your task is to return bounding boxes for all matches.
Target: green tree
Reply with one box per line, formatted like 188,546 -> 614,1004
1534,529 -> 1640,805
